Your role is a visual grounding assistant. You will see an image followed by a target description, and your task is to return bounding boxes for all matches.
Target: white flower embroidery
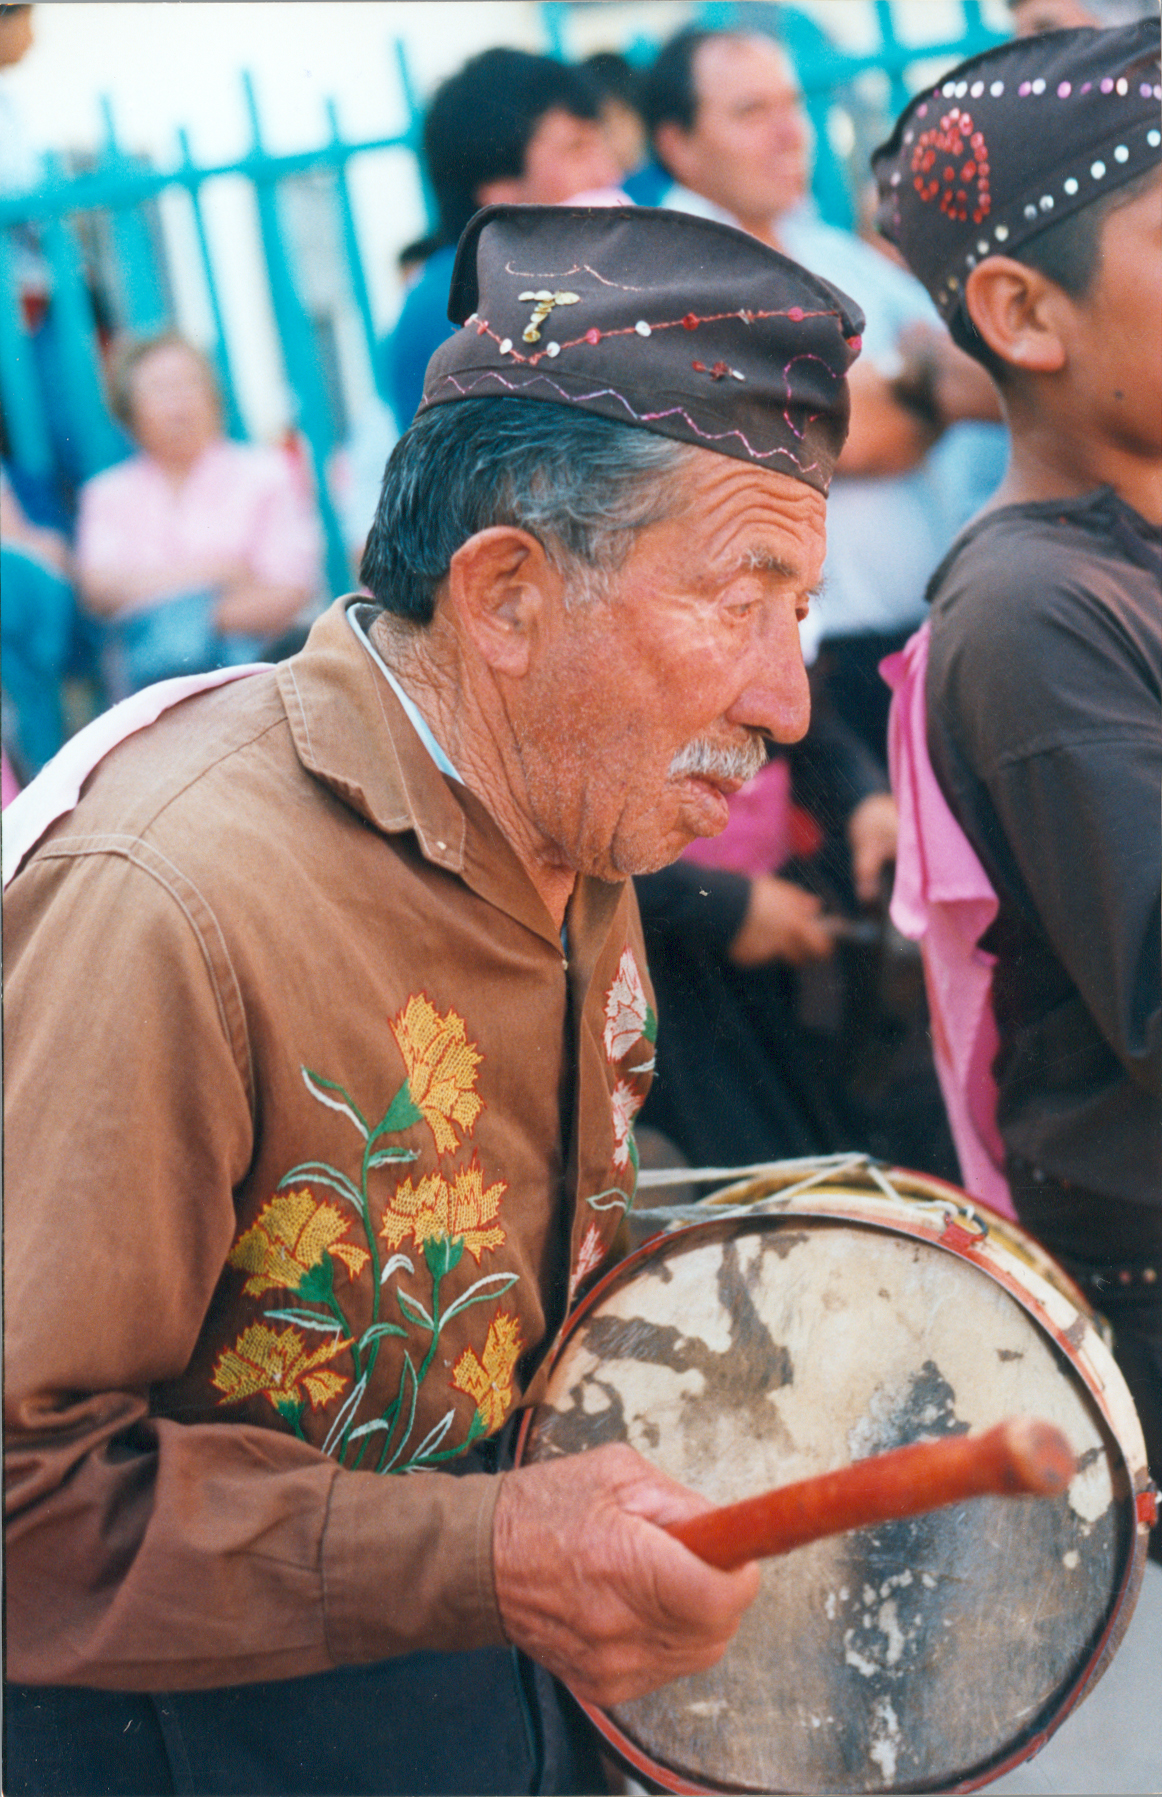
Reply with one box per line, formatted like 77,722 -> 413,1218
603,947 -> 648,1062
610,1078 -> 641,1170
570,1222 -> 607,1301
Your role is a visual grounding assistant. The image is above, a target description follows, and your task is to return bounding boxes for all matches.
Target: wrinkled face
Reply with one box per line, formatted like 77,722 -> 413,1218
1062,168 -> 1162,457
514,449 -> 825,880
1010,0 -> 1104,33
518,106 -> 622,203
127,343 -> 221,463
662,36 -> 811,227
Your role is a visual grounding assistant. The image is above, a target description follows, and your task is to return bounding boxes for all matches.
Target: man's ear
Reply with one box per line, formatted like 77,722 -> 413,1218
653,122 -> 695,189
964,257 -> 1068,376
443,527 -> 558,677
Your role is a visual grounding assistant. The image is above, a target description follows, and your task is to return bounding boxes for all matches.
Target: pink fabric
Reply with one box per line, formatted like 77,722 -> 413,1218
681,755 -> 793,878
2,664 -> 270,890
74,439 -> 323,609
2,747 -> 20,809
881,624 -> 1014,1218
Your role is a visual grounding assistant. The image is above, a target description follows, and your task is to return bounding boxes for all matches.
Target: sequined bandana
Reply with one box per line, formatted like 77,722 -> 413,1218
417,205 -> 865,496
872,20 -> 1161,320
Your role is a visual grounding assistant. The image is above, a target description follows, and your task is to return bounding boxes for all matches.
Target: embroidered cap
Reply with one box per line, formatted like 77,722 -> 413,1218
418,204 -> 865,496
871,19 -> 1162,319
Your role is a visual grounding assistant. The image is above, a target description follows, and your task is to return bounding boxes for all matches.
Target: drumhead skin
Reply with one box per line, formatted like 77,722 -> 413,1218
518,1170 -> 1152,1795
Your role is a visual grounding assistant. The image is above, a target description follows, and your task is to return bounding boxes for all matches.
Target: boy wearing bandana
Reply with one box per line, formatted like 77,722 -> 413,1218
873,22 -> 1161,1552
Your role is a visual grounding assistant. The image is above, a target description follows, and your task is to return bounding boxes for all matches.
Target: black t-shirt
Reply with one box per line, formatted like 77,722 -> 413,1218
925,487 -> 1161,1206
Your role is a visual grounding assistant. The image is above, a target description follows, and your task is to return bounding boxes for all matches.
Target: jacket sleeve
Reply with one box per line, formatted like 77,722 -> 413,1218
3,847 -> 505,1692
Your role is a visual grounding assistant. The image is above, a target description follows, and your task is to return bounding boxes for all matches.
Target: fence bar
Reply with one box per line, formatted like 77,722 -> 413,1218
176,126 -> 244,439
39,208 -> 126,477
0,230 -> 55,479
99,95 -> 170,335
242,71 -> 349,596
326,98 -> 382,397
392,37 -> 437,232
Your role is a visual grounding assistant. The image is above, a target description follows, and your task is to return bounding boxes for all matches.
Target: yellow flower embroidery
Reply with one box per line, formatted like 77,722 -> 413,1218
390,994 -> 484,1153
211,1324 -> 350,1412
452,1312 -> 523,1433
228,1189 -> 370,1296
380,1158 -> 507,1262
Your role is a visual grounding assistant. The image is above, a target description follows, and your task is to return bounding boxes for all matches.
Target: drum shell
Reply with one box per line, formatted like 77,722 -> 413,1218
517,1167 -> 1153,1795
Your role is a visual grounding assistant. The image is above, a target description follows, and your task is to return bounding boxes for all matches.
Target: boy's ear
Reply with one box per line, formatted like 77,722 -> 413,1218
443,527 -> 559,678
965,257 -> 1069,376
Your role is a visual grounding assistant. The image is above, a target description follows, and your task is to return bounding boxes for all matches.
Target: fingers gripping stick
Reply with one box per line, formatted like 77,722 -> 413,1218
666,1418 -> 1076,1570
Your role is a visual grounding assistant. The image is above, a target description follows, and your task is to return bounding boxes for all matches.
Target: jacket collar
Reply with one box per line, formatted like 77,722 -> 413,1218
278,598 -> 615,952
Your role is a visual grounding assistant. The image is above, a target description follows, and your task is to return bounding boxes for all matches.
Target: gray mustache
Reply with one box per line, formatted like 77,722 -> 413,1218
668,736 -> 768,784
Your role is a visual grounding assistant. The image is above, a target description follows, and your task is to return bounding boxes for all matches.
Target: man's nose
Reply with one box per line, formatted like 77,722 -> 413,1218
724,611 -> 811,744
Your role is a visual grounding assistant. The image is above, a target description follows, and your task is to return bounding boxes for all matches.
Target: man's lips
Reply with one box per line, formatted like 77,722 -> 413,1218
672,771 -> 739,831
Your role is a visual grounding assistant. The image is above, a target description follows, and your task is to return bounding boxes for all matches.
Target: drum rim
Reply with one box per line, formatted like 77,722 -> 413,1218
517,1179 -> 1153,1795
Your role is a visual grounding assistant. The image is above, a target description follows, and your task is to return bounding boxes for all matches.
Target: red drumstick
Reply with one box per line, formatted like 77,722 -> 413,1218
666,1417 -> 1075,1570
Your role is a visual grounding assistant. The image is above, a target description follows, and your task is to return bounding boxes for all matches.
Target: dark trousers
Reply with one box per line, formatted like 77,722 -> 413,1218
1008,1157 -> 1162,1564
4,1649 -> 608,1797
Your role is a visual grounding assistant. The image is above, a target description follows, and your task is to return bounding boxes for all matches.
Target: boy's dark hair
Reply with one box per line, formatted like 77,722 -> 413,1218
581,51 -> 642,111
422,49 -> 600,248
951,163 -> 1160,379
640,30 -> 716,147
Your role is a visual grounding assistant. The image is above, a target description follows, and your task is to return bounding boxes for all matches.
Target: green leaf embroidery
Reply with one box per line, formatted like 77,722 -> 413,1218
276,1161 -> 363,1211
440,1272 -> 520,1330
274,1396 -> 306,1439
296,1258 -> 336,1305
301,1067 -> 370,1138
396,1288 -> 435,1330
586,1185 -> 633,1215
264,1307 -> 346,1334
367,1146 -> 420,1169
423,1234 -> 465,1280
644,1003 -> 658,1046
373,1080 -> 424,1140
359,1321 -> 409,1346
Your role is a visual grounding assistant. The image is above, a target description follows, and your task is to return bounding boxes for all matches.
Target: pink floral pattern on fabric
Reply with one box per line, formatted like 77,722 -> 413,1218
603,947 -> 650,1061
611,1078 -> 643,1171
569,1222 -> 608,1305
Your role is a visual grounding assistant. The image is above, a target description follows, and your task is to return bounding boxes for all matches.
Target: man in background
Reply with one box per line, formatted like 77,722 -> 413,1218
381,49 -> 620,431
1009,0 -> 1159,33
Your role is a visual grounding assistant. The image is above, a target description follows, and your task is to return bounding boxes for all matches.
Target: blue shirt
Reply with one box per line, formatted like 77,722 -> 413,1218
379,245 -> 458,434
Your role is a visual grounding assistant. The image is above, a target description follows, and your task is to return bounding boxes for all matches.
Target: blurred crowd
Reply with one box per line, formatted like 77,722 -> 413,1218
2,0 -> 1156,1184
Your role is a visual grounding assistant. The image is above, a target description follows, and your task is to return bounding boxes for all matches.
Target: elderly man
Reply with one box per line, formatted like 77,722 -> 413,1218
4,207 -> 863,1795
642,26 -> 1006,758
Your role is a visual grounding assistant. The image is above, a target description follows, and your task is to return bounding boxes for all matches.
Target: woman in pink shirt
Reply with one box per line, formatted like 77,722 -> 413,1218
75,333 -> 323,697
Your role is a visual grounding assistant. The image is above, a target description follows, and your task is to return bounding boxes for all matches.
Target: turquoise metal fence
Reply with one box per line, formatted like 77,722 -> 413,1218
0,3 -> 1007,599
0,39 -> 427,596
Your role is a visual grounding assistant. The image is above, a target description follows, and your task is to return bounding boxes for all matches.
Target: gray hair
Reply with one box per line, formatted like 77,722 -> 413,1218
359,398 -> 698,623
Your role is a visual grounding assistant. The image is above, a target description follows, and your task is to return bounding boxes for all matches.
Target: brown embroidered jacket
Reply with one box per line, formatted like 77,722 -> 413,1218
4,599 -> 655,1690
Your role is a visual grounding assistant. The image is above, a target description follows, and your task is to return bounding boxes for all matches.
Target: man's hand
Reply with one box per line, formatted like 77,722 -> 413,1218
727,875 -> 834,968
847,792 -> 899,907
492,1444 -> 761,1708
